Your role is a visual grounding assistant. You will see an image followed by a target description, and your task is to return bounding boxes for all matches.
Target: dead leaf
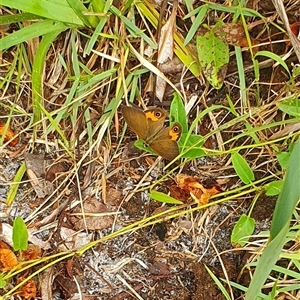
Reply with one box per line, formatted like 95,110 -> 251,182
21,244 -> 41,261
170,174 -> 221,206
155,0 -> 178,101
16,278 -> 37,299
45,161 -> 68,182
269,123 -> 300,140
24,153 -> 53,197
215,22 -> 259,54
0,123 -> 19,147
157,1 -> 177,64
0,248 -> 18,271
105,187 -> 122,206
149,261 -> 170,275
58,227 -> 92,251
70,198 -> 115,231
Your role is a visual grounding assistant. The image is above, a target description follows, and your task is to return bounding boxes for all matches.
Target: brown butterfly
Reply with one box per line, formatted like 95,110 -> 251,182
121,106 -> 182,160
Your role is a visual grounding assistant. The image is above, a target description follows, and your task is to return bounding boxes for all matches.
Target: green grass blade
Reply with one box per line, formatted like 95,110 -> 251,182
6,162 -> 26,206
184,4 -> 208,45
2,0 -> 83,25
270,140 -> 300,239
0,13 -> 39,24
66,0 -> 96,27
245,139 -> 300,300
32,27 -> 67,124
0,20 -> 68,50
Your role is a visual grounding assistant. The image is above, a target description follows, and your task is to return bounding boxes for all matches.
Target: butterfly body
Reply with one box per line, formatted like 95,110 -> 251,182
121,106 -> 181,160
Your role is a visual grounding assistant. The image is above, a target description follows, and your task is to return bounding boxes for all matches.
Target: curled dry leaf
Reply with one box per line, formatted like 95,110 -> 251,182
0,123 -> 19,147
0,248 -> 18,271
16,278 -> 37,299
25,153 -> 54,197
170,174 -> 221,206
155,0 -> 178,101
21,244 -> 42,261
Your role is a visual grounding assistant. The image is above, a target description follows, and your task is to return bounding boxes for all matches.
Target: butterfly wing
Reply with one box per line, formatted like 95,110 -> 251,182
144,108 -> 167,141
121,106 -> 149,140
149,123 -> 182,161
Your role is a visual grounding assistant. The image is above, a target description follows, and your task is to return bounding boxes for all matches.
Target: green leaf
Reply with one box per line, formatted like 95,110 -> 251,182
245,139 -> 300,300
277,151 -> 290,169
0,20 -> 68,51
196,22 -> 229,89
170,93 -> 188,132
255,50 -> 291,77
265,180 -> 283,196
6,163 -> 26,206
1,0 -> 83,25
12,217 -> 28,251
231,152 -> 255,184
231,214 -> 255,247
0,278 -> 6,288
180,134 -> 205,158
184,4 -> 208,45
149,191 -> 183,205
277,98 -> 300,117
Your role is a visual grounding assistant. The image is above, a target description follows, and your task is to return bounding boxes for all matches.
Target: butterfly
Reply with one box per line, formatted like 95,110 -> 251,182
121,106 -> 181,160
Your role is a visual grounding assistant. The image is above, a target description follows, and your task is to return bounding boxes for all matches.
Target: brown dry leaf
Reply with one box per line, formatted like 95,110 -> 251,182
24,153 -> 53,197
269,123 -> 300,140
170,174 -> 221,206
215,22 -> 259,54
16,278 -> 37,299
149,260 -> 170,275
155,0 -> 178,101
0,248 -> 18,271
45,161 -> 68,182
105,187 -> 122,206
70,198 -> 115,231
0,123 -> 19,147
157,1 -> 177,64
58,227 -> 92,251
272,0 -> 300,61
290,22 -> 300,38
21,244 -> 42,261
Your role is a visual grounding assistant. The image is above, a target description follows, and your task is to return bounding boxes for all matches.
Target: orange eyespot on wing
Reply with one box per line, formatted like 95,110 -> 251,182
168,123 -> 182,141
144,108 -> 166,122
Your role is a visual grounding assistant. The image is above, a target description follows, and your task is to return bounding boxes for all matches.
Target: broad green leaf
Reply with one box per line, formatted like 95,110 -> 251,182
12,217 -> 28,251
277,151 -> 290,169
1,0 -> 83,25
265,180 -> 283,196
231,214 -> 255,247
0,281 -> 6,289
196,22 -> 229,89
277,98 -> 300,117
170,93 -> 188,132
180,134 -> 205,158
149,191 -> 183,205
246,139 -> 300,300
231,152 -> 255,184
